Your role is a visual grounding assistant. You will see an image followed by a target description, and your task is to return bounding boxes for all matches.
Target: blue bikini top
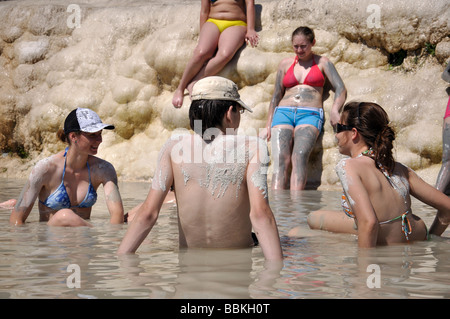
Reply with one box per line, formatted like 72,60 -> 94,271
40,149 -> 97,210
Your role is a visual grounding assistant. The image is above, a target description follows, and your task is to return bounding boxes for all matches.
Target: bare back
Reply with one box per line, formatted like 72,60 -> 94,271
153,133 -> 269,248
337,156 -> 427,244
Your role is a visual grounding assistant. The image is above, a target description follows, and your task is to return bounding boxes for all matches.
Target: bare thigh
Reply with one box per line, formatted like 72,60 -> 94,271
307,210 -> 358,234
47,209 -> 92,227
195,22 -> 221,57
215,25 -> 247,57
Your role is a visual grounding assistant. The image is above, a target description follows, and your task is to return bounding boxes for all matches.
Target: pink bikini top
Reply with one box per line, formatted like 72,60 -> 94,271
282,56 -> 325,88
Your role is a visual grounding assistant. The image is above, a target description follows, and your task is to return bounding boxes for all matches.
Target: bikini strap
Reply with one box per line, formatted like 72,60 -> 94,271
401,212 -> 412,241
62,153 -> 67,180
379,211 -> 412,241
86,161 -> 91,182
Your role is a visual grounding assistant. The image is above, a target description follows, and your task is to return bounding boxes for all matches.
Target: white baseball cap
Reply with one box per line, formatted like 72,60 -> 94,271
64,108 -> 114,134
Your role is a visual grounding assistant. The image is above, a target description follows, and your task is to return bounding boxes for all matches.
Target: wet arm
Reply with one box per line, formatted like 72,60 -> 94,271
247,141 -> 283,260
262,67 -> 285,140
117,141 -> 174,254
244,0 -> 258,47
323,60 -> 347,126
117,189 -> 168,254
337,161 -> 378,248
200,0 -> 210,28
101,165 -> 124,224
408,168 -> 450,236
9,171 -> 43,225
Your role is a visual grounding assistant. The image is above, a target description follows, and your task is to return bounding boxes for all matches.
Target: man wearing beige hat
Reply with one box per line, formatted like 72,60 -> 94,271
118,76 -> 283,261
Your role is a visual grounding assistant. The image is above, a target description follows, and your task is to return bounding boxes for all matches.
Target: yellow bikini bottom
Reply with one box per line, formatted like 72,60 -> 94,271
206,18 -> 247,33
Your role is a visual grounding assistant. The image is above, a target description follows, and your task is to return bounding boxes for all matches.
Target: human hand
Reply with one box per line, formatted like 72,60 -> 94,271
259,127 -> 271,141
245,30 -> 259,47
329,109 -> 341,127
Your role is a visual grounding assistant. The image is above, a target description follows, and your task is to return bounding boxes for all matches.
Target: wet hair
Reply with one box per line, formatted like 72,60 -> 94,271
189,99 -> 239,137
292,26 -> 315,43
57,128 -> 80,145
342,101 -> 396,174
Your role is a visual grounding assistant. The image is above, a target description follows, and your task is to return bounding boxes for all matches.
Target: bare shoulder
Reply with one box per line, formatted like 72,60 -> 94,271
316,54 -> 328,64
395,162 -> 421,182
316,55 -> 331,69
278,56 -> 295,70
89,156 -> 117,177
31,153 -> 63,182
335,156 -> 368,177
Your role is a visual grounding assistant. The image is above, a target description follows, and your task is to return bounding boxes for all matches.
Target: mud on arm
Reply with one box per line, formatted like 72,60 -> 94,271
323,60 -> 347,126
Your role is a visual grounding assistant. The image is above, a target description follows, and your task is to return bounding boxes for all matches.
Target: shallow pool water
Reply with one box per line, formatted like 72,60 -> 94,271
0,178 -> 449,299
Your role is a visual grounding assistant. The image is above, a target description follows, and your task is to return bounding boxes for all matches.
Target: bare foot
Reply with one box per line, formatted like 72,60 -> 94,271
172,88 -> 184,108
0,199 -> 16,210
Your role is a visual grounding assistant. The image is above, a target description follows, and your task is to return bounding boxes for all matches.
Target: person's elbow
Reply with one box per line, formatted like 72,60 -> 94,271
250,206 -> 275,226
9,211 -> 26,226
357,218 -> 378,248
336,85 -> 347,100
135,206 -> 159,226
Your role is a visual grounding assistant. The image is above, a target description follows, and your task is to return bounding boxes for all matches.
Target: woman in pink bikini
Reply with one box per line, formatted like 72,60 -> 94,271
436,62 -> 450,193
261,26 -> 347,190
172,0 -> 259,108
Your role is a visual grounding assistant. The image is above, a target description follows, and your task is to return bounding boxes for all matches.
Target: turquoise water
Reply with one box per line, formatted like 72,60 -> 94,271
0,178 -> 449,299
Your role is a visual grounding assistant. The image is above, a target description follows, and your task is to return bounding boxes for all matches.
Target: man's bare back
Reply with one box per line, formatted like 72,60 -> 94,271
152,133 -> 269,248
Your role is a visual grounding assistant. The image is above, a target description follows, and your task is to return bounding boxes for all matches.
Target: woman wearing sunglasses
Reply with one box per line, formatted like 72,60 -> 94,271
290,101 -> 450,247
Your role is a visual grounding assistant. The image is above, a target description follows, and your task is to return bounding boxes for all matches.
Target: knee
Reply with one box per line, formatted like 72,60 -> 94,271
307,211 -> 322,230
192,46 -> 215,62
48,209 -> 84,227
214,49 -> 235,63
274,150 -> 292,168
291,151 -> 309,166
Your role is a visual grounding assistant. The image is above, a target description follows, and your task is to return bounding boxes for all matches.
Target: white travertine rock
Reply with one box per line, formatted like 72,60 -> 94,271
0,0 -> 448,187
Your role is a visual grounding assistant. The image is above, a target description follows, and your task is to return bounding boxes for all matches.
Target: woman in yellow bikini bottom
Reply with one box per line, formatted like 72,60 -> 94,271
206,18 -> 247,33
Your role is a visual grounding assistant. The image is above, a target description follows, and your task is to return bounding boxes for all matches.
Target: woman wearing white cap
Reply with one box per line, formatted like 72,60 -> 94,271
4,108 -> 124,226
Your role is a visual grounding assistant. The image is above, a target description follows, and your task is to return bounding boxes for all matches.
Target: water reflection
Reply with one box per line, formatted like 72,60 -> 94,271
0,179 -> 449,299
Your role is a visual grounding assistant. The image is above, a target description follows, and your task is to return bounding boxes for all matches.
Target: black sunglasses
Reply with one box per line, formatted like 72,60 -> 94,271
336,123 -> 354,133
336,102 -> 363,133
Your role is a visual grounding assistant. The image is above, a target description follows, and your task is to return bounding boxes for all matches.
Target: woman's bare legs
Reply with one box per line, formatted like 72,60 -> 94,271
172,22 -> 220,107
172,23 -> 247,107
290,125 -> 320,190
270,127 -> 293,189
0,199 -> 16,209
270,124 -> 319,190
47,209 -> 92,227
188,24 -> 247,88
287,209 -> 358,237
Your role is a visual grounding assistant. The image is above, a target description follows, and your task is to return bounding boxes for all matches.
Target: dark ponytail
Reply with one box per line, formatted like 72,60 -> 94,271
57,128 -> 68,143
57,128 -> 79,145
343,101 -> 396,174
373,124 -> 396,174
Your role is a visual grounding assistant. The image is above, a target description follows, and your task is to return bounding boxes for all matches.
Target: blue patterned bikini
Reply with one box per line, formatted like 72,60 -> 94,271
40,149 -> 97,210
